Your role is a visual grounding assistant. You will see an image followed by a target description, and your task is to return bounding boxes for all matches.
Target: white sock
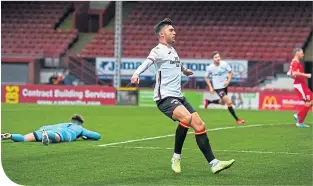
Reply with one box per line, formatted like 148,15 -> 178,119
209,159 -> 219,167
173,153 -> 181,159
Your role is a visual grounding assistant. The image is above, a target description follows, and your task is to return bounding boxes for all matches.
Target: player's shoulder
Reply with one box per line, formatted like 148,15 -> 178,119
70,124 -> 83,130
220,60 -> 229,65
291,59 -> 299,65
206,63 -> 214,70
151,44 -> 163,52
149,44 -> 163,56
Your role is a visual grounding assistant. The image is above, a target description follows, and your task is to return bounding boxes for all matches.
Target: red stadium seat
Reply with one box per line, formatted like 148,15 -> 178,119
2,1 -> 76,57
75,1 -> 313,61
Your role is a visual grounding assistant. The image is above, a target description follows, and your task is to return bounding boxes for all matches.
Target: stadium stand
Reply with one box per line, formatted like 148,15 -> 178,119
261,75 -> 295,89
80,1 -> 312,63
1,1 -> 78,57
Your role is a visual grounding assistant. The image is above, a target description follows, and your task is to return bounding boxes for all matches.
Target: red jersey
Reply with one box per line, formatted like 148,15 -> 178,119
289,59 -> 306,85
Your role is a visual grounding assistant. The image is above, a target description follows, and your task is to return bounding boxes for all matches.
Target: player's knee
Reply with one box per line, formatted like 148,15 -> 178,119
180,114 -> 192,125
226,102 -> 233,107
192,119 -> 205,132
223,98 -> 231,104
193,122 -> 206,135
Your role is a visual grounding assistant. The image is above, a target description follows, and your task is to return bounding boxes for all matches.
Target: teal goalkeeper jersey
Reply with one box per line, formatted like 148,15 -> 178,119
39,123 -> 101,140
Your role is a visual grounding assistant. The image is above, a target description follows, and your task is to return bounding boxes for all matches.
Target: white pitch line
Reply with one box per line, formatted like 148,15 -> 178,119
97,133 -> 177,147
106,146 -> 313,156
97,123 -> 292,147
214,149 -> 313,156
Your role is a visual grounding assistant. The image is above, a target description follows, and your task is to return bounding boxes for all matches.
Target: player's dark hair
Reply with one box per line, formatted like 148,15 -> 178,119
71,114 -> 84,125
211,51 -> 219,58
154,18 -> 172,38
293,48 -> 302,56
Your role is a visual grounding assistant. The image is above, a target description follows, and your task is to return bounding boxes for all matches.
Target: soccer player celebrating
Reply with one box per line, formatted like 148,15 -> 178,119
1,114 -> 101,145
288,48 -> 312,127
131,18 -> 235,174
204,51 -> 245,124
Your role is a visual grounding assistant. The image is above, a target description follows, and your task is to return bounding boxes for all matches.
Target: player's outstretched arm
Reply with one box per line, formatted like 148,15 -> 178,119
81,129 -> 101,140
131,59 -> 154,84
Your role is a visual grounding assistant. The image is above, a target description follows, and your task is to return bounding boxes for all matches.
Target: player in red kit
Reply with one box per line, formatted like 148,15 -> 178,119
287,48 -> 312,128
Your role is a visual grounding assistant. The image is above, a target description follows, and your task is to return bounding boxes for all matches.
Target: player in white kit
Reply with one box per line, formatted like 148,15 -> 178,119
131,18 -> 235,174
204,51 -> 245,124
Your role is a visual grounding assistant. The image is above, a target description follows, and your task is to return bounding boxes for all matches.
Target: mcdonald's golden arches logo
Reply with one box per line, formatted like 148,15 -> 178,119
262,96 -> 279,110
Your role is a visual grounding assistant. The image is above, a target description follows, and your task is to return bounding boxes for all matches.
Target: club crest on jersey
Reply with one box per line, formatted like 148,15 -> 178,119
170,57 -> 180,67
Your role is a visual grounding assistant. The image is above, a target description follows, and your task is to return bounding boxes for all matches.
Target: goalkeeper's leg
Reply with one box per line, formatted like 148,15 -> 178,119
41,130 -> 61,145
2,132 -> 39,142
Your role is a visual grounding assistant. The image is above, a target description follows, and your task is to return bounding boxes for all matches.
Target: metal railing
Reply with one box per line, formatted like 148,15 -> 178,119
240,61 -> 285,87
67,56 -> 106,85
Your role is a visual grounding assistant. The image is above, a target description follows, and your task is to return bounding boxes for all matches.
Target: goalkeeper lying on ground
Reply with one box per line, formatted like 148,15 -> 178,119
1,114 -> 101,145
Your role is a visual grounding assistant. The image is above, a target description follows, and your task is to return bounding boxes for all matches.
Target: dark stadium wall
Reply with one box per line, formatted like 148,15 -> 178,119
304,48 -> 312,62
304,62 -> 312,90
83,57 -> 96,65
102,2 -> 115,27
1,63 -> 29,84
73,1 -> 113,33
1,58 -> 41,84
73,2 -> 89,32
88,14 -> 100,32
303,31 -> 312,62
303,30 -> 312,90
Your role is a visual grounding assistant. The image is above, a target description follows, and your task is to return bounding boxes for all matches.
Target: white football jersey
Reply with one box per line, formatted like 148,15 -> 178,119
205,61 -> 232,89
147,43 -> 185,101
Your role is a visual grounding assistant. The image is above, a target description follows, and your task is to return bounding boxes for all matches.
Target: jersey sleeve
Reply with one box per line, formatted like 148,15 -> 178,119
291,61 -> 299,72
147,47 -> 161,63
134,59 -> 154,75
288,61 -> 300,77
225,62 -> 232,72
134,47 -> 160,75
181,63 -> 186,72
81,128 -> 101,140
204,66 -> 211,77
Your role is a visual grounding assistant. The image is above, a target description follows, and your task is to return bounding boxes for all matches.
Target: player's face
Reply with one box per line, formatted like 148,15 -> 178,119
298,50 -> 304,60
161,25 -> 176,44
213,54 -> 221,64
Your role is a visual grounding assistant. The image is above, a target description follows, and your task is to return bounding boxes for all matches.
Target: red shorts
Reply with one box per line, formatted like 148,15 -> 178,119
294,84 -> 313,102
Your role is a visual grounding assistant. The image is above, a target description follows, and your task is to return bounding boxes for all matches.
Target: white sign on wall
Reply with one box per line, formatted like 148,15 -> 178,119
201,92 -> 259,110
96,58 -> 248,79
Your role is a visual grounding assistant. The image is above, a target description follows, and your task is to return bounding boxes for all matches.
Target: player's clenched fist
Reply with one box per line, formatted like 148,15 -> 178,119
131,74 -> 140,84
183,69 -> 194,76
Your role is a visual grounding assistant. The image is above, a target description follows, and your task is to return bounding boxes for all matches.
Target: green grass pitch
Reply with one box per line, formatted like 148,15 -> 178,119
1,104 -> 312,185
